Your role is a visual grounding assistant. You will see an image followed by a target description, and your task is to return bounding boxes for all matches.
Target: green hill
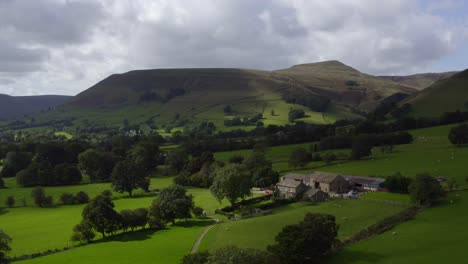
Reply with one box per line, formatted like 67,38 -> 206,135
32,61 -> 419,131
379,71 -> 457,90
404,69 -> 468,117
0,94 -> 71,120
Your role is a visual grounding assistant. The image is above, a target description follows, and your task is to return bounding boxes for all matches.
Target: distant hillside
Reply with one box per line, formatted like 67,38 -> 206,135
275,60 -> 416,110
37,61 -> 421,130
404,69 -> 468,117
0,94 -> 71,120
380,72 -> 457,90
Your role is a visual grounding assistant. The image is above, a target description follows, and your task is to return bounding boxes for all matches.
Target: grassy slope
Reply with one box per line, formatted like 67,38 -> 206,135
200,200 -> 407,252
406,71 -> 468,117
327,191 -> 468,264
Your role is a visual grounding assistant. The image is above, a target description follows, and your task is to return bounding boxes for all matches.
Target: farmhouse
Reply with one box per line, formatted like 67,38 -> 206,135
275,178 -> 308,199
277,171 -> 350,199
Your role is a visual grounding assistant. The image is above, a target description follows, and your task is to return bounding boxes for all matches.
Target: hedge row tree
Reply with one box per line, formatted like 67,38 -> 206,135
0,151 -> 32,178
182,246 -> 278,264
81,193 -> 121,237
0,230 -> 12,264
31,187 -> 53,207
288,109 -> 305,122
408,173 -> 445,206
268,213 -> 339,264
60,191 -> 90,205
210,164 -> 252,205
71,221 -> 95,244
111,159 -> 149,197
120,208 -> 149,232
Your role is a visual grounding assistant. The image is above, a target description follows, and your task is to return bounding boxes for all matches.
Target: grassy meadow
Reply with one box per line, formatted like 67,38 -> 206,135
326,191 -> 468,264
200,199 -> 408,251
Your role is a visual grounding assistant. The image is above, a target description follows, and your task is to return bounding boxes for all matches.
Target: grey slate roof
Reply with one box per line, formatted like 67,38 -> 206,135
277,178 -> 303,188
309,172 -> 341,183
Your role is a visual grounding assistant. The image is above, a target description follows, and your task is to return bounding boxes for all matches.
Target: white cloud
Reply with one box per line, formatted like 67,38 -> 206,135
0,0 -> 466,95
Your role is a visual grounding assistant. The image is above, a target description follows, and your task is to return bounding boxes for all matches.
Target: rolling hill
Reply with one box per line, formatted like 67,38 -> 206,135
379,71 -> 457,90
42,61 -> 418,130
0,94 -> 71,120
404,69 -> 468,117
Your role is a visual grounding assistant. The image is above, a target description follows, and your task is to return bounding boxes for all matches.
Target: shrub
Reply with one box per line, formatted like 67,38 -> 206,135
60,193 -> 76,205
75,191 -> 90,204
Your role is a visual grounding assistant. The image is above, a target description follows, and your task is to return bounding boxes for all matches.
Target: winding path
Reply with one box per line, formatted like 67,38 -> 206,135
191,218 -> 219,253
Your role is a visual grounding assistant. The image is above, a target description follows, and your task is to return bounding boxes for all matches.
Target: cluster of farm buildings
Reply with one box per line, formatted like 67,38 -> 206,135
276,172 -> 385,201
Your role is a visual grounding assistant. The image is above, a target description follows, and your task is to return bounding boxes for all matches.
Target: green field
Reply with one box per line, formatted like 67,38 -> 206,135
327,191 -> 468,263
214,123 -> 468,188
16,219 -> 213,264
0,176 -> 175,207
200,200 -> 407,251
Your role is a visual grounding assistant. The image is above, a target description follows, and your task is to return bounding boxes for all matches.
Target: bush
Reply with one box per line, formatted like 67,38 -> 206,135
409,173 -> 444,206
60,193 -> 76,205
5,196 -> 15,208
75,191 -> 90,204
192,206 -> 205,218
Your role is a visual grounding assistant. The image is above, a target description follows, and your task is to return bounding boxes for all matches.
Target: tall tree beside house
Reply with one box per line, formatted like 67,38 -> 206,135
111,159 -> 149,197
210,163 -> 252,205
408,173 -> 445,206
268,213 -> 339,264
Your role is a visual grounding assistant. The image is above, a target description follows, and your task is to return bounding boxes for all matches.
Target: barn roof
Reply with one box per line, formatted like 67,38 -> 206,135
276,178 -> 303,188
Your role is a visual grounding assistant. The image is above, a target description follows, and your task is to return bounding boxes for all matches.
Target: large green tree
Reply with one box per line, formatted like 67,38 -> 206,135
268,213 -> 339,264
166,149 -> 189,174
82,193 -> 121,237
111,159 -> 149,197
448,123 -> 468,146
78,149 -> 116,181
152,185 -> 194,224
409,173 -> 445,206
130,140 -> 159,172
210,164 -> 252,205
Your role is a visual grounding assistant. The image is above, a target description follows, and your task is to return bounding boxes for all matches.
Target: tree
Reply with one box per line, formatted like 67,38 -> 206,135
288,147 -> 310,168
0,230 -> 12,264
383,173 -> 413,193
166,149 -> 189,174
182,252 -> 210,264
153,185 -> 194,224
210,164 -> 252,205
0,151 -> 32,178
207,246 -> 278,264
60,192 -> 76,205
71,221 -> 95,244
31,187 -> 53,207
130,140 -> 159,173
53,163 -> 82,185
5,197 -> 15,208
268,213 -> 339,264
75,191 -> 90,204
448,124 -> 468,146
350,135 -> 373,160
78,149 -> 116,182
288,109 -> 305,122
82,193 -> 121,237
111,159 -> 149,197
408,173 -> 444,206
148,201 -> 164,229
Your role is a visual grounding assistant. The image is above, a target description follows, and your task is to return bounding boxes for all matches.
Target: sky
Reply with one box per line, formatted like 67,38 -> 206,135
0,0 -> 467,96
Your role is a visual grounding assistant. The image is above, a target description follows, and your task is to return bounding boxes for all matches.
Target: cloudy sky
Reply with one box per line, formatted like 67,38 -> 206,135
0,0 -> 467,96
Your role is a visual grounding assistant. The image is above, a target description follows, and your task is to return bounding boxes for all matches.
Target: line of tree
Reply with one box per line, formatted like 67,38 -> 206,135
71,185 -> 196,243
